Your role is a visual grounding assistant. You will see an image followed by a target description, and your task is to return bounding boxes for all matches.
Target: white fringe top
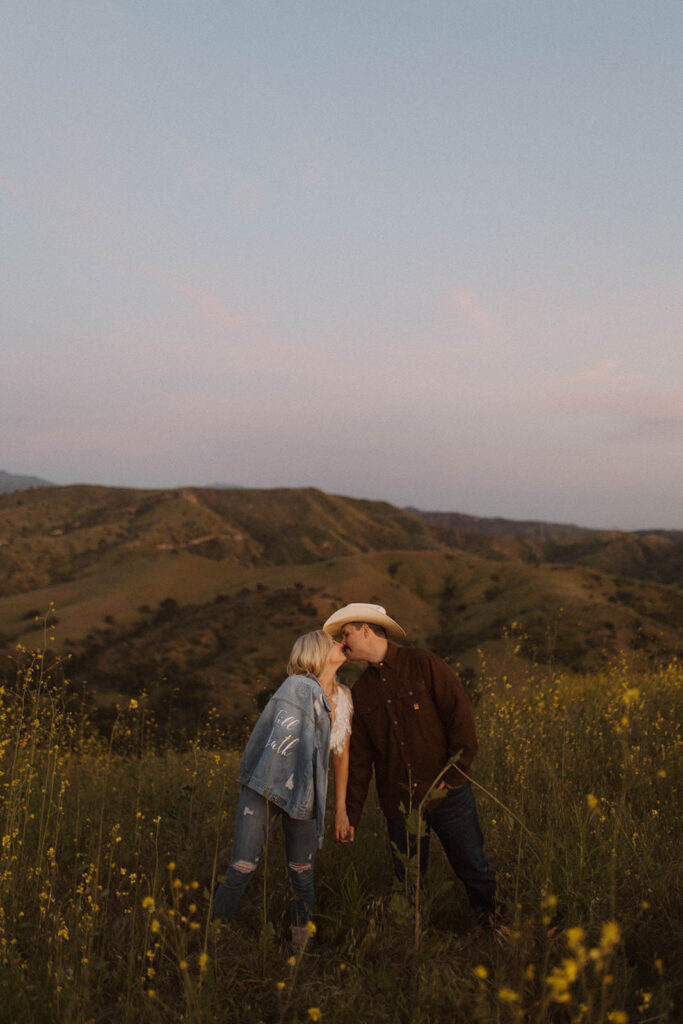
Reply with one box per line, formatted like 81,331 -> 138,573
329,683 -> 353,756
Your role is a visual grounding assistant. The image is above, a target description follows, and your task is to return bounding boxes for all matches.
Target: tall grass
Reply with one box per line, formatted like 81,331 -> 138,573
0,634 -> 680,1022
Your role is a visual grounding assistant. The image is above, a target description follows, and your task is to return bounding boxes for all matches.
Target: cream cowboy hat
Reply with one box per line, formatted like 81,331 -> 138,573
322,603 -> 406,640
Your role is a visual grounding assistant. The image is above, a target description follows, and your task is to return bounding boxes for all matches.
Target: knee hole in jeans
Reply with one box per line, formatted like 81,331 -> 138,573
288,862 -> 312,874
232,859 -> 257,873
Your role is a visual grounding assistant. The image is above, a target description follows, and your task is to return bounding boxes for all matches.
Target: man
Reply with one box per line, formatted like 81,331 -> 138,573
323,602 -> 497,922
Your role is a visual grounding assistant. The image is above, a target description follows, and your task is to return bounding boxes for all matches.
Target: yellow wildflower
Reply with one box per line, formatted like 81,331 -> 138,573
473,965 -> 489,980
308,1010 -> 322,1022
566,926 -> 585,949
600,921 -> 621,954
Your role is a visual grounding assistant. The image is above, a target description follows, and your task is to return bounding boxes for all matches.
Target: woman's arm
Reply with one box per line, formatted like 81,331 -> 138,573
333,732 -> 352,842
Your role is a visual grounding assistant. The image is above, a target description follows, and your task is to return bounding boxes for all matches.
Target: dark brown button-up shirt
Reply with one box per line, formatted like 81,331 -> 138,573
346,642 -> 478,826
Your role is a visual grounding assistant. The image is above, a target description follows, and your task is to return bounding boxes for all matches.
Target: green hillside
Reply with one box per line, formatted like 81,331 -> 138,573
1,485 -> 682,731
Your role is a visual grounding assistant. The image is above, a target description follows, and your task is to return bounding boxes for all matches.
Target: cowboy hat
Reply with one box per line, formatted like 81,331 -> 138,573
322,603 -> 406,640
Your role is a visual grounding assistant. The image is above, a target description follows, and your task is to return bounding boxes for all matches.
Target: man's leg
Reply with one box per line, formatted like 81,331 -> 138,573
386,817 -> 431,883
212,788 -> 277,923
282,814 -> 318,926
427,783 -> 496,915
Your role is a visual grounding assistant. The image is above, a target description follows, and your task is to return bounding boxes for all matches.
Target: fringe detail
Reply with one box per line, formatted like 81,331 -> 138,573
329,684 -> 353,755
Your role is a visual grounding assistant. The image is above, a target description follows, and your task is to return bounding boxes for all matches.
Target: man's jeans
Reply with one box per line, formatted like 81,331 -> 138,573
387,782 -> 496,914
213,786 -> 317,926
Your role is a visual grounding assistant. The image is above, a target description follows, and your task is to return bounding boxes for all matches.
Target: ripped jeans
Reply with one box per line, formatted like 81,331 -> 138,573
212,786 -> 317,926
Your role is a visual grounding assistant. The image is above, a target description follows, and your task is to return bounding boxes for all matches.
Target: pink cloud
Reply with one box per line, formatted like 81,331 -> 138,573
446,284 -> 503,338
549,360 -> 683,423
170,279 -> 247,332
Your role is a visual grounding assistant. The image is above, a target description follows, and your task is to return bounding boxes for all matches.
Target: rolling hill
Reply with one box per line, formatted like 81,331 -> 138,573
1,484 -> 681,731
410,509 -> 683,586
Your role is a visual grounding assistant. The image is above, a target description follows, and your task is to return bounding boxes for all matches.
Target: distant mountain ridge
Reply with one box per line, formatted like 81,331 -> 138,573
409,508 -> 683,587
203,482 -> 245,489
0,469 -> 55,493
407,507 -> 682,542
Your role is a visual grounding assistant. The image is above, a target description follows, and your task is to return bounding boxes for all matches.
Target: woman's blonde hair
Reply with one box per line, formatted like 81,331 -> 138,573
287,630 -> 334,679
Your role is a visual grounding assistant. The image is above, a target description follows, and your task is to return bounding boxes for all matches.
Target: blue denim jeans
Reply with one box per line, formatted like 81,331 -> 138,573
212,786 -> 317,926
387,783 -> 496,914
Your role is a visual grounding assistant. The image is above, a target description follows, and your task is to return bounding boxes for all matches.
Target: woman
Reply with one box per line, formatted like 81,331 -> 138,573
212,629 -> 353,942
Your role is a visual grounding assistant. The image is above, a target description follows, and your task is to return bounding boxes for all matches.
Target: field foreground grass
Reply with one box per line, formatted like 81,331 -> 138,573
0,644 -> 680,1023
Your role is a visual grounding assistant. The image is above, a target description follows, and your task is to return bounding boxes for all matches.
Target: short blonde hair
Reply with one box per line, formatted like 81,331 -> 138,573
287,630 -> 334,679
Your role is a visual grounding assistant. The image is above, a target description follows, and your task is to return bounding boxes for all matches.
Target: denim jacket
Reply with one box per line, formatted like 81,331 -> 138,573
238,674 -> 331,846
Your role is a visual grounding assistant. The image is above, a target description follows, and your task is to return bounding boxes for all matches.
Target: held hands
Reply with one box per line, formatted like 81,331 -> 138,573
335,807 -> 355,843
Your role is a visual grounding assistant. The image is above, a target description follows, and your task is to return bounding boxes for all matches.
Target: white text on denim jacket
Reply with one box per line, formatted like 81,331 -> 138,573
265,711 -> 301,756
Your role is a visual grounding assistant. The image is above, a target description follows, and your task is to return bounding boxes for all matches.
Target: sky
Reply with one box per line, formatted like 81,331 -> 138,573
2,1 -> 682,531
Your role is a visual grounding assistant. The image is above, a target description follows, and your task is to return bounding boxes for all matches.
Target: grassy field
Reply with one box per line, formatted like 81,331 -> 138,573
0,631 -> 680,1023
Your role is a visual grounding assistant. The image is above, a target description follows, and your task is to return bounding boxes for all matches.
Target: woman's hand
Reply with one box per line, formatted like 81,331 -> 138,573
335,807 -> 353,843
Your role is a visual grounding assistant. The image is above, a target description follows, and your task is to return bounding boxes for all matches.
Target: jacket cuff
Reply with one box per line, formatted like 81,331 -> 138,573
444,764 -> 468,787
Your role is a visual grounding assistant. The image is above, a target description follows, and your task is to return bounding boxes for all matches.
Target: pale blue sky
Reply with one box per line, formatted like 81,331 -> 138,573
2,2 -> 682,529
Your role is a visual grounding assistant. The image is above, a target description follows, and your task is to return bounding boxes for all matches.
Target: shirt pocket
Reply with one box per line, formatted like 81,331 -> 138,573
353,693 -> 384,719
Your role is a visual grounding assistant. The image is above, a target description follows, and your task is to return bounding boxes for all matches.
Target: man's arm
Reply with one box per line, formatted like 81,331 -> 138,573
425,652 -> 478,780
344,708 -> 376,829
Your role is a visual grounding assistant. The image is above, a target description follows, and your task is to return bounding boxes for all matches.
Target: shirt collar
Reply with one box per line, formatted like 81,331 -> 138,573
372,641 -> 401,670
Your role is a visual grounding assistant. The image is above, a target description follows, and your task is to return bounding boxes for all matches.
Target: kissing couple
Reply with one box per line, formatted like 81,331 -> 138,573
213,602 -> 496,943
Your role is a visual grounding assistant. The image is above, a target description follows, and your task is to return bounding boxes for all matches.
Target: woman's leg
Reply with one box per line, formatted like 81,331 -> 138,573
282,814 -> 318,925
212,788 -> 278,923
